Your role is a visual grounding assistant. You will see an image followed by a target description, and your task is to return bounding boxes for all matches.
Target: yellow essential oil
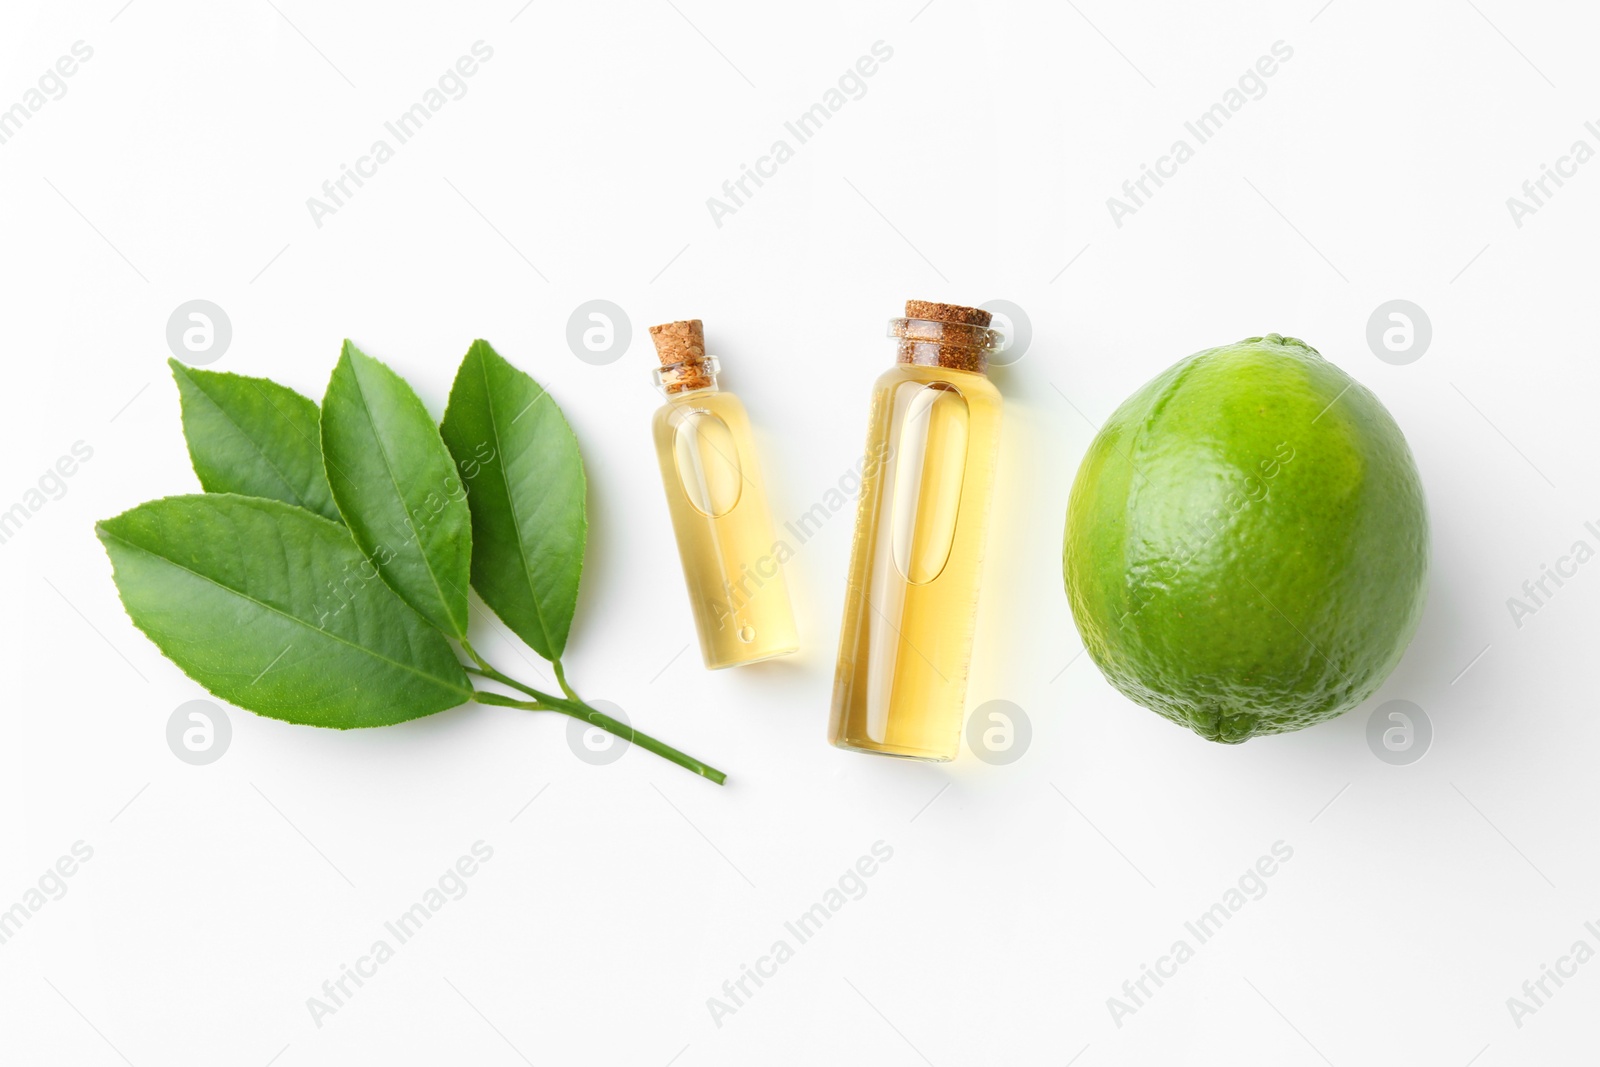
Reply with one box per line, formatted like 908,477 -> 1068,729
829,301 -> 1004,760
649,320 -> 799,670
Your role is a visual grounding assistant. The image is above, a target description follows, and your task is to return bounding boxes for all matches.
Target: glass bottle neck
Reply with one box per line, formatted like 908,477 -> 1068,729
653,354 -> 721,397
888,317 -> 1001,375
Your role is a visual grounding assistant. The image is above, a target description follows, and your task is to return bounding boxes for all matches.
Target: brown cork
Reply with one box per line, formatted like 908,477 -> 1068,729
649,319 -> 714,393
893,300 -> 997,373
648,319 -> 706,365
904,300 -> 993,328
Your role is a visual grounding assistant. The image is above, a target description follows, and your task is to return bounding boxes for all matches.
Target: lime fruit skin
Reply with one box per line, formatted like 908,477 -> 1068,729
1063,334 -> 1428,743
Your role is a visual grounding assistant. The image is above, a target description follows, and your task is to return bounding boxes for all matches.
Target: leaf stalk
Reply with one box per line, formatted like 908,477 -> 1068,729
463,642 -> 724,785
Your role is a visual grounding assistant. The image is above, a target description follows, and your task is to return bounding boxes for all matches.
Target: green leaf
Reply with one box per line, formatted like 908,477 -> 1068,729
321,340 -> 473,639
169,359 -> 341,522
441,340 -> 587,660
96,494 -> 472,727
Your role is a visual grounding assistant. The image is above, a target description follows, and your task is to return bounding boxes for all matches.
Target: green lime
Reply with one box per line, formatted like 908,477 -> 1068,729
1063,334 -> 1428,743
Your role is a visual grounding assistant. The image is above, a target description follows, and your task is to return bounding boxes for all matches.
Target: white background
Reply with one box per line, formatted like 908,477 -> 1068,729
2,0 -> 1597,1063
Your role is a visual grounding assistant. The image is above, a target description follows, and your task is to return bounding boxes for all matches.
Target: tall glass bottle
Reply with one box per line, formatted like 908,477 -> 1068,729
829,301 -> 1003,760
650,319 -> 799,670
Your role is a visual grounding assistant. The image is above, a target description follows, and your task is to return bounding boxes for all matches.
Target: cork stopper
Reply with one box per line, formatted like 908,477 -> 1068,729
904,301 -> 993,328
648,319 -> 706,366
892,300 -> 1000,373
649,319 -> 715,394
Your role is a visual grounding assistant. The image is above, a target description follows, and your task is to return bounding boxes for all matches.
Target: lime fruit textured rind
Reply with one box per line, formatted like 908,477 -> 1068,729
1063,334 -> 1429,743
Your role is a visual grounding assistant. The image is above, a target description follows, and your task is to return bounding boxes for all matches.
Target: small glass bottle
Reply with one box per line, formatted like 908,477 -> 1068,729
829,301 -> 1004,760
649,319 -> 799,669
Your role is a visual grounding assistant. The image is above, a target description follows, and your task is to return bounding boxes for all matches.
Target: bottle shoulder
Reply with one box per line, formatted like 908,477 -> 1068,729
654,389 -> 752,433
871,364 -> 1001,405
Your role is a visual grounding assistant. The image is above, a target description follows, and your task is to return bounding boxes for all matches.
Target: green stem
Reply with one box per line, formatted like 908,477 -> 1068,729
472,690 -> 726,785
464,663 -> 559,705
460,640 -> 564,706
552,659 -> 580,703
462,642 -> 727,785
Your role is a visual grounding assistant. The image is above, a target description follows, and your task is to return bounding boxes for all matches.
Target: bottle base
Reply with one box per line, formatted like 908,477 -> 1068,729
829,735 -> 954,762
704,645 -> 799,671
